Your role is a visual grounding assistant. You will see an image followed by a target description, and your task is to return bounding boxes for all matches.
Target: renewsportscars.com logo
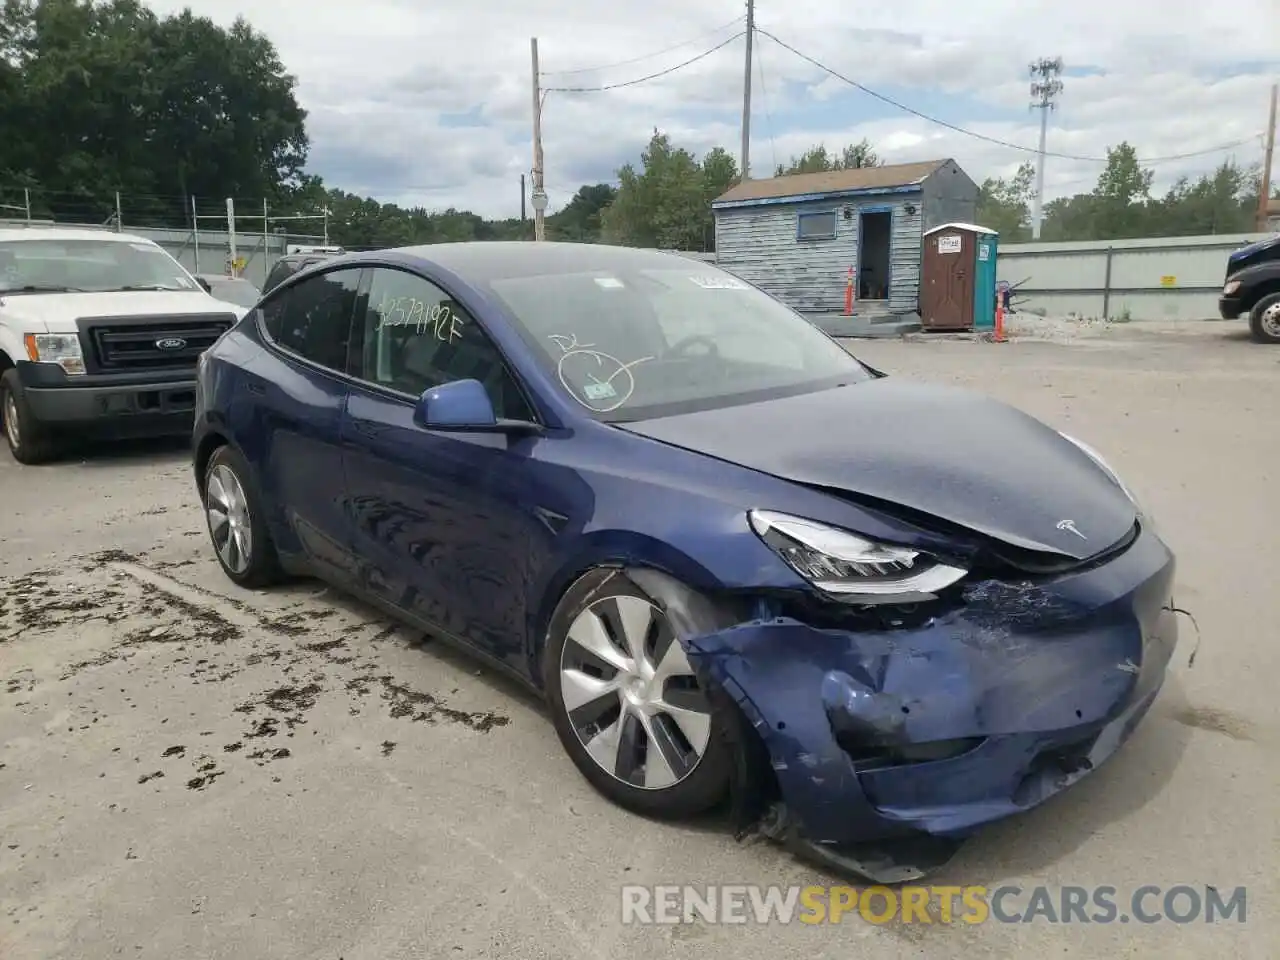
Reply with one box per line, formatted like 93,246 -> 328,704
621,884 -> 1248,926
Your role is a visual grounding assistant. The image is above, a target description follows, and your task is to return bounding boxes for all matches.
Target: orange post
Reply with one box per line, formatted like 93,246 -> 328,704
843,266 -> 854,316
993,299 -> 1006,342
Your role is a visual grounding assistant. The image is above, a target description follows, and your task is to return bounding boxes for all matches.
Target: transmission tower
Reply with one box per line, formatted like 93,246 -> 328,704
1029,57 -> 1064,240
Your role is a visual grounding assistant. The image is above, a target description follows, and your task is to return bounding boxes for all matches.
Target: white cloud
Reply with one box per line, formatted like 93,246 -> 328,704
142,0 -> 1278,218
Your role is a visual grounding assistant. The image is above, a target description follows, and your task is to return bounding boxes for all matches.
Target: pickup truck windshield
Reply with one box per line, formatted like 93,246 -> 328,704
0,238 -> 201,294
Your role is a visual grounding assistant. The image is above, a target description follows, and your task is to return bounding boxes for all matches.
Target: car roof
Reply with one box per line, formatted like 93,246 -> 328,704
338,241 -> 707,283
278,251 -> 334,261
0,226 -> 159,246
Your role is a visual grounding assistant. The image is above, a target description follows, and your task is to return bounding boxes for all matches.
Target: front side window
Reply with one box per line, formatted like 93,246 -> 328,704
0,237 -> 200,293
261,268 -> 363,372
352,268 -> 531,420
484,260 -> 870,421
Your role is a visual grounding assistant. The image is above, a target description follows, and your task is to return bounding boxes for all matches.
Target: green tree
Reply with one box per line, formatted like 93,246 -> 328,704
601,130 -> 722,251
774,139 -> 881,176
976,162 -> 1034,239
0,0 -> 308,224
1089,143 -> 1154,239
548,183 -> 616,242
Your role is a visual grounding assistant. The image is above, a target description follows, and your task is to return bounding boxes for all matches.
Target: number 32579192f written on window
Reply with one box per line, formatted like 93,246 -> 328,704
374,296 -> 464,343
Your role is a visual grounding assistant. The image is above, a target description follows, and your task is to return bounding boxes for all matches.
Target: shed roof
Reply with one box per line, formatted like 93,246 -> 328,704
924,221 -> 997,236
713,159 -> 949,206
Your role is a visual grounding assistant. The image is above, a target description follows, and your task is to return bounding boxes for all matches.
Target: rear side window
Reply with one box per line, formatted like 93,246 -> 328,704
260,268 -> 364,372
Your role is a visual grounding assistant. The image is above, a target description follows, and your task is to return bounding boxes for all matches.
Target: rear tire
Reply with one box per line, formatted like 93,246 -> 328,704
202,444 -> 283,588
1248,292 -> 1280,344
1,368 -> 60,464
543,568 -> 732,820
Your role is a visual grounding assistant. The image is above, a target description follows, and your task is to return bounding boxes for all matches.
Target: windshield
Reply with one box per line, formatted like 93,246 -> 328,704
205,276 -> 261,307
485,264 -> 871,421
0,237 -> 200,293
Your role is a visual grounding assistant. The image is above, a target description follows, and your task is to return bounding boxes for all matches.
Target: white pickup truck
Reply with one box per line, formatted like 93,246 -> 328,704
0,226 -> 251,463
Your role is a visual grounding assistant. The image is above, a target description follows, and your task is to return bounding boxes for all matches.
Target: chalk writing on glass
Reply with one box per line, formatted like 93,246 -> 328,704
548,333 -> 652,414
374,295 -> 463,343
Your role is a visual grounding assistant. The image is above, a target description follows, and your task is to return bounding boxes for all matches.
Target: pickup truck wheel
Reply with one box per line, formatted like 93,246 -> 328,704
1248,293 -> 1280,344
1,369 -> 60,464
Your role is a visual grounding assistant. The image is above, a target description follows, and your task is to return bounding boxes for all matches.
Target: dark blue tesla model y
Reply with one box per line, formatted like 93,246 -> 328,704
192,242 -> 1177,881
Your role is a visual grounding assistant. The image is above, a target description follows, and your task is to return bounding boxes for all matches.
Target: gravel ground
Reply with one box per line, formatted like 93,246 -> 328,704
1,320 -> 1275,959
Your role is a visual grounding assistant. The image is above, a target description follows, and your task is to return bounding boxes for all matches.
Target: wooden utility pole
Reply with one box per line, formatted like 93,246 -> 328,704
739,0 -> 755,181
530,37 -> 548,241
1258,83 -> 1277,232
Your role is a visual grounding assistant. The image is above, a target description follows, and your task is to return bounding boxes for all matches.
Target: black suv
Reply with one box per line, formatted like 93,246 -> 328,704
261,251 -> 342,295
1219,235 -> 1280,344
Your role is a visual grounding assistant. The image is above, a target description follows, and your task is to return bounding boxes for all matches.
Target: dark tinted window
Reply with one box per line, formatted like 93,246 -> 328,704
353,267 -> 531,420
262,259 -> 301,293
261,268 -> 362,372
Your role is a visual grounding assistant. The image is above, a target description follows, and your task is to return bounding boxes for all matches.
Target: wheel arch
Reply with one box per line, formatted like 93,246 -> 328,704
1242,277 -> 1280,312
193,427 -> 247,498
523,532 -> 728,686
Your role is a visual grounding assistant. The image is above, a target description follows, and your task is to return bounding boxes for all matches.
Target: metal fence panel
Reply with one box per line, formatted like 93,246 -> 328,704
996,233 -> 1272,320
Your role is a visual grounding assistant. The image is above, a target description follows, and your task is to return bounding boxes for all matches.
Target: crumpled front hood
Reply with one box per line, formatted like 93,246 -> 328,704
619,379 -> 1137,560
0,290 -> 245,332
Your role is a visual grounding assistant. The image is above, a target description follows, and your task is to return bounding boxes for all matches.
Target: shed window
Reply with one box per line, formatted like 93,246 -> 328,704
797,211 -> 837,241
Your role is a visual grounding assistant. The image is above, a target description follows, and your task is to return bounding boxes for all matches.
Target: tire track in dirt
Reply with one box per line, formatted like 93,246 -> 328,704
2,554 -> 512,798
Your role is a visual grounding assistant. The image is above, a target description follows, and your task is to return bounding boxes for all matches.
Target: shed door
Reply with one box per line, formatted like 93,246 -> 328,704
921,231 -> 975,330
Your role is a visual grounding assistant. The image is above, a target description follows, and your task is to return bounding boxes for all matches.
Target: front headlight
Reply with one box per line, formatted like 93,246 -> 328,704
1223,280 -> 1241,295
24,333 -> 85,376
747,509 -> 968,603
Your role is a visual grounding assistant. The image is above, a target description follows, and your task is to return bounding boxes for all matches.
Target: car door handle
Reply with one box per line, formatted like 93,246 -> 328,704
245,382 -> 265,396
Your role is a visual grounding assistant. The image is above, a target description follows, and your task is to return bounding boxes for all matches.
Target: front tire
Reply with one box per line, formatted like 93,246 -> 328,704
202,445 -> 282,588
1,368 -> 60,464
1248,292 -> 1280,344
543,569 -> 732,819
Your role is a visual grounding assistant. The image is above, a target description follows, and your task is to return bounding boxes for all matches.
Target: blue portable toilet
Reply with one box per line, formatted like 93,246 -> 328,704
920,223 -> 999,331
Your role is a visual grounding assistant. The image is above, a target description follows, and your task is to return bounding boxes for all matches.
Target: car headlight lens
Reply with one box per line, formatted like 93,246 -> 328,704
1223,280 -> 1240,295
24,333 -> 85,375
747,509 -> 968,603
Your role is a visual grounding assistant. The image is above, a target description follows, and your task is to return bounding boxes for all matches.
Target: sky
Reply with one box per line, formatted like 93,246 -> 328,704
142,0 -> 1278,220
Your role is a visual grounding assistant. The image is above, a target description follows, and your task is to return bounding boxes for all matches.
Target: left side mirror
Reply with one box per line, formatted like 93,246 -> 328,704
195,276 -> 212,293
413,379 -> 498,430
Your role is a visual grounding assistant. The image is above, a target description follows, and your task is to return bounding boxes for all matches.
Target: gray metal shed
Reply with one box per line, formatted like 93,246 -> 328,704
710,159 -> 978,315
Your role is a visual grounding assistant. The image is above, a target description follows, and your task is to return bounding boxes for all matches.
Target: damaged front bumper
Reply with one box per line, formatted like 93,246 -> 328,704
682,524 -> 1178,880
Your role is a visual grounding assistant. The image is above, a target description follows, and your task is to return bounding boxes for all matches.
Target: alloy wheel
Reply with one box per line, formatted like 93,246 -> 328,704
3,391 -> 19,450
559,595 -> 713,790
206,464 -> 253,575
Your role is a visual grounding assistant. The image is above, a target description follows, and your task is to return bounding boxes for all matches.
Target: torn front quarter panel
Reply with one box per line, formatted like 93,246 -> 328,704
658,523 -> 1177,878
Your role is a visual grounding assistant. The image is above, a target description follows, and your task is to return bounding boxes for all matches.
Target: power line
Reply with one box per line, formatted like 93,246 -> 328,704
543,31 -> 745,94
539,15 -> 746,76
756,27 -> 1263,165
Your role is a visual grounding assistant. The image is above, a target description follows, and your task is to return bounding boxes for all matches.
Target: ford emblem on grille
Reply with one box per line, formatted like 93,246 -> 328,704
155,337 -> 187,350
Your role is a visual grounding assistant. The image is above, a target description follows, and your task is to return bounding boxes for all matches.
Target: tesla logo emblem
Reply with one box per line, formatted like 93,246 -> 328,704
1056,519 -> 1087,540
155,337 -> 187,350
